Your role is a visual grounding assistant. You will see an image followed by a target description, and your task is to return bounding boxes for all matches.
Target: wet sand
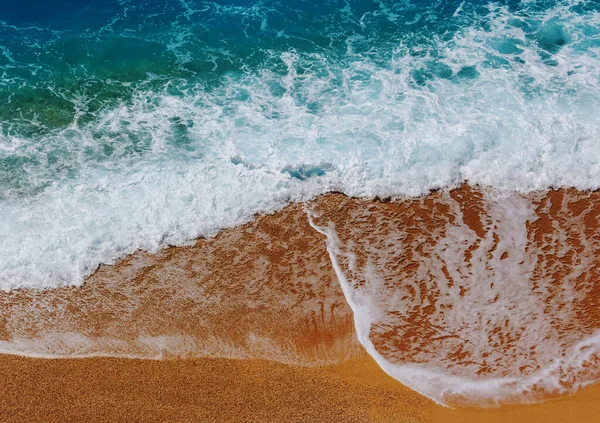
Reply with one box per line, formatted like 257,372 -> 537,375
1,352 -> 599,422
3,185 -> 600,419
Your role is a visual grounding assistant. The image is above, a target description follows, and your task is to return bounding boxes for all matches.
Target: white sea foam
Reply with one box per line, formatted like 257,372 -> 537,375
0,332 -> 349,365
306,189 -> 600,406
1,1 -> 600,292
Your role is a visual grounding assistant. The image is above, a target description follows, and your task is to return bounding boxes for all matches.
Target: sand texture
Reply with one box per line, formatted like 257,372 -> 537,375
1,353 -> 600,422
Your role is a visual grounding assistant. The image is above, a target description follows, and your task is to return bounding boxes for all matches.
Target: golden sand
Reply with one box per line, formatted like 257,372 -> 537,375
1,352 -> 599,422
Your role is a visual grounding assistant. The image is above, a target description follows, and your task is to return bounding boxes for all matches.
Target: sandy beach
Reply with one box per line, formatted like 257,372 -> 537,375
1,352 -> 600,422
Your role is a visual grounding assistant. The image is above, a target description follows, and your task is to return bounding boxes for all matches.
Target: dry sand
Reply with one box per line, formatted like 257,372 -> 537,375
1,352 -> 600,422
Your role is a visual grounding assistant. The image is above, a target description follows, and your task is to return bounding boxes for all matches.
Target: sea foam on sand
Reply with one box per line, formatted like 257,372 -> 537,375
3,186 -> 600,406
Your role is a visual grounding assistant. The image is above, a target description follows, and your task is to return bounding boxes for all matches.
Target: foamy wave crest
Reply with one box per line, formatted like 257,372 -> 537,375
1,0 -> 600,289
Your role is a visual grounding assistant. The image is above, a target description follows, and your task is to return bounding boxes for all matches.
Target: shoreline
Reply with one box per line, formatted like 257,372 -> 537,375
3,185 -> 600,415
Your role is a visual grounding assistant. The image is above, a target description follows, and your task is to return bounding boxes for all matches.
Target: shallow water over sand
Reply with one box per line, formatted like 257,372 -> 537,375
3,186 -> 600,406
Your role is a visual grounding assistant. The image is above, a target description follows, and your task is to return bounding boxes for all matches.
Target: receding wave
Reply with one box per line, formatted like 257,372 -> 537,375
308,187 -> 600,406
0,202 -> 359,364
2,186 -> 600,406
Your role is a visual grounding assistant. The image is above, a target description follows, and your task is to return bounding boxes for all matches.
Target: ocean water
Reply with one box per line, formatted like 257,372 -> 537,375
1,0 -> 600,290
2,0 -> 600,406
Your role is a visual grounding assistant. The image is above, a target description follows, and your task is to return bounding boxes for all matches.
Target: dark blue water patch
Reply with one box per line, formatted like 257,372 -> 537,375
426,61 -> 454,79
481,53 -> 512,70
536,21 -> 570,54
456,66 -> 480,80
282,164 -> 333,181
0,0 -> 124,30
410,68 -> 434,87
0,1 -> 596,92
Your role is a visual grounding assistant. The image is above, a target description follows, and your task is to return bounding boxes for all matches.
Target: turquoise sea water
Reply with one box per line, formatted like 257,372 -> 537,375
1,0 -> 600,289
